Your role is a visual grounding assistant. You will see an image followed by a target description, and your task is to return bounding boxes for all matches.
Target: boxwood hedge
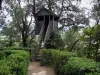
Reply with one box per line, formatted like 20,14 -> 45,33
40,49 -> 100,75
0,50 -> 29,75
40,49 -> 76,66
40,49 -> 76,74
60,57 -> 98,75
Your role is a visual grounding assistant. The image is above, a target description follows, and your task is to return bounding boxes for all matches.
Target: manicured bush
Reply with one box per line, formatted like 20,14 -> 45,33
0,50 -> 29,75
60,57 -> 97,75
0,60 -> 11,75
0,51 -> 5,59
85,72 -> 100,75
40,49 -> 100,75
40,49 -> 76,75
40,49 -> 76,66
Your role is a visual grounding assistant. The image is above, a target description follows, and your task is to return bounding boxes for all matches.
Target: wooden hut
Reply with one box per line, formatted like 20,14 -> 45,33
35,8 -> 59,47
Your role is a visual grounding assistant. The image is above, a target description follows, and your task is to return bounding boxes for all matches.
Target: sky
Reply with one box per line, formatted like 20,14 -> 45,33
80,0 -> 96,26
80,0 -> 93,9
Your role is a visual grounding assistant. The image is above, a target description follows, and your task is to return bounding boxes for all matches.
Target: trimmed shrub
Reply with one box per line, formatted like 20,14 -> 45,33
0,60 -> 11,75
40,49 -> 76,74
0,52 -> 5,59
85,72 -> 100,75
0,50 -> 29,75
60,57 -> 97,75
40,49 -> 76,66
40,49 -> 100,75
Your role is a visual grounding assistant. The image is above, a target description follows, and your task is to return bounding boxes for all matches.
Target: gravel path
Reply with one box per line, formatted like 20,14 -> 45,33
28,62 -> 56,75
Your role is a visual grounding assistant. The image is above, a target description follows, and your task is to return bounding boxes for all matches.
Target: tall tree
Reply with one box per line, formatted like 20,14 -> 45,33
1,0 -> 35,47
2,22 -> 20,46
0,0 -> 2,9
92,0 -> 100,24
81,25 -> 100,61
12,6 -> 34,47
64,29 -> 80,51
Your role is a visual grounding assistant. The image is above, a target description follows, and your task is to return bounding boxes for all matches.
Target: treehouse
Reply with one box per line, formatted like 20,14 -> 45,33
35,8 -> 59,47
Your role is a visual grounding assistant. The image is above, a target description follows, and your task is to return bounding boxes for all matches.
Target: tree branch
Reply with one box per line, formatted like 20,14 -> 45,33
28,15 -> 32,27
70,39 -> 80,51
59,0 -> 64,17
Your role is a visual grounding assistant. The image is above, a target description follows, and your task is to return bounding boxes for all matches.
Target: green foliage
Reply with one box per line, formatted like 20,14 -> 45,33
40,49 -> 76,66
0,60 -> 11,75
0,39 -> 9,48
60,57 -> 97,75
0,50 -> 29,75
40,49 -> 76,75
92,0 -> 100,22
0,52 -> 5,59
81,25 -> 100,60
64,30 -> 81,51
85,72 -> 100,75
45,32 -> 65,50
40,49 -> 100,75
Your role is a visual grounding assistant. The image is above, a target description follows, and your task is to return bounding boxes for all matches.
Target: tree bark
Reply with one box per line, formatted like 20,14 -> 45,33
9,40 -> 13,46
95,19 -> 99,61
70,39 -> 80,51
22,31 -> 27,47
22,36 -> 27,47
95,41 -> 99,62
8,34 -> 13,46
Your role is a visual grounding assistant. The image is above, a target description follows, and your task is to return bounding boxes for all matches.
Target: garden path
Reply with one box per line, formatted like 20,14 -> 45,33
28,62 -> 56,75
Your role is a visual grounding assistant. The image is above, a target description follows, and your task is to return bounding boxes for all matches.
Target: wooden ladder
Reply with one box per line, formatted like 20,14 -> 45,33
35,43 -> 42,61
36,50 -> 41,61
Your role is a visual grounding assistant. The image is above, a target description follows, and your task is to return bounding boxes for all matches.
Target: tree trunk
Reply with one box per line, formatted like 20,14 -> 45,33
9,36 -> 13,46
88,34 -> 92,58
22,38 -> 27,47
95,41 -> 99,62
9,40 -> 13,46
22,32 -> 27,47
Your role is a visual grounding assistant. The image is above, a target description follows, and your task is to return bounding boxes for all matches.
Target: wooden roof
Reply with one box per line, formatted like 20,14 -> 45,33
36,8 -> 59,18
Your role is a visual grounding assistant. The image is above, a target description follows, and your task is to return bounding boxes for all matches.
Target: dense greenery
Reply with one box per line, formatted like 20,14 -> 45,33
63,30 -> 80,52
45,32 -> 65,50
0,0 -> 100,75
60,57 -> 99,75
41,49 -> 100,75
40,49 -> 76,66
0,50 -> 29,75
80,25 -> 100,61
40,49 -> 76,74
